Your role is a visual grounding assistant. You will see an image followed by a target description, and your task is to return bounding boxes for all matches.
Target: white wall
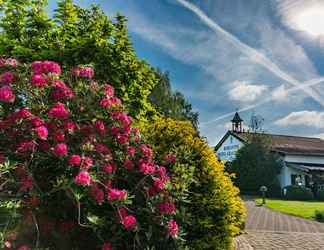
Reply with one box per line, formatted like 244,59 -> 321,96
216,135 -> 244,161
278,164 -> 306,188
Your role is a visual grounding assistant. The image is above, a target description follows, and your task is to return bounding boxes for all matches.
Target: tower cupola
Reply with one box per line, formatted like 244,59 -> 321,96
231,112 -> 243,133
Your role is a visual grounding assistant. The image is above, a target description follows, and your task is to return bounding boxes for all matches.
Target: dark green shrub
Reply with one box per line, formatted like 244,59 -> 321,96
228,134 -> 282,194
267,179 -> 282,198
284,185 -> 314,201
315,210 -> 324,222
316,189 -> 324,201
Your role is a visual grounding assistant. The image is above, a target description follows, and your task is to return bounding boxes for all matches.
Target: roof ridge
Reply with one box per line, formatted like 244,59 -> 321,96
236,131 -> 324,141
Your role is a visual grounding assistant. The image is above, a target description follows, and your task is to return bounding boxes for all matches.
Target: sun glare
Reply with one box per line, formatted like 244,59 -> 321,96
294,7 -> 324,36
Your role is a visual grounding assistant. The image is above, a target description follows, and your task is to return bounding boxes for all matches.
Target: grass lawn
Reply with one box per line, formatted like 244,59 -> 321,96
255,198 -> 324,220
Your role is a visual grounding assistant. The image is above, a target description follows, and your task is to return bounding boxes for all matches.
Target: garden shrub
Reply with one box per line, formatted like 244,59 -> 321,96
315,210 -> 324,222
0,59 -> 181,250
316,189 -> 324,201
284,185 -> 314,201
141,118 -> 245,250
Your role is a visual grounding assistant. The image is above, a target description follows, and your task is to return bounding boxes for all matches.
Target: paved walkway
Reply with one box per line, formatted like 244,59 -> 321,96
235,200 -> 324,250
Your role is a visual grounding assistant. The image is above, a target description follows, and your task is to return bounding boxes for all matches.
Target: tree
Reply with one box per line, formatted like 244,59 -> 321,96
229,134 -> 282,194
150,69 -> 199,128
0,0 -> 158,119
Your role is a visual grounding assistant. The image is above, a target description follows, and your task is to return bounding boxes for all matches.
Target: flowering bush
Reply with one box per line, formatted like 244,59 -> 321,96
0,59 -> 179,250
142,118 -> 246,250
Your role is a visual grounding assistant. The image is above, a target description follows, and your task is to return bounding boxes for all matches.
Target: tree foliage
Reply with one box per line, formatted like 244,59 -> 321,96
150,69 -> 199,128
0,0 -> 158,119
229,134 -> 282,193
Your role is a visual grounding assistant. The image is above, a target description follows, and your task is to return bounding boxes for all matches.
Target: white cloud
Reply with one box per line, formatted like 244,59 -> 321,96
271,85 -> 289,102
274,111 -> 324,128
228,80 -> 268,103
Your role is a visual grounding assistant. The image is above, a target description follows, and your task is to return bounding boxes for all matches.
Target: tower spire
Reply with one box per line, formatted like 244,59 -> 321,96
231,111 -> 243,133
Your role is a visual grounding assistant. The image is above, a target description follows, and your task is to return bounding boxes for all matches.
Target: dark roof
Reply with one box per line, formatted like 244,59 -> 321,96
231,112 -> 243,123
234,132 -> 324,156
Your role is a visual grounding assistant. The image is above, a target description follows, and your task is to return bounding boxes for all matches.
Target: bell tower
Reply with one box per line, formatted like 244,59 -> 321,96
231,112 -> 243,133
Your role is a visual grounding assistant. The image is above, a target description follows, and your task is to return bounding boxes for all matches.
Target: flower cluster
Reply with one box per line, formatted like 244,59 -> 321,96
0,59 -> 179,250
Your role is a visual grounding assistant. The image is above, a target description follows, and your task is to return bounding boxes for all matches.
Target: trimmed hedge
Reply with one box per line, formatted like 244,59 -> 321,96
141,118 -> 245,250
284,185 -> 314,201
315,210 -> 324,222
316,189 -> 324,201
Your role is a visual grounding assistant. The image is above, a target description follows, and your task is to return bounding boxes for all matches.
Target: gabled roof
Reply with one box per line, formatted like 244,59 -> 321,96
231,112 -> 243,123
214,131 -> 245,151
215,131 -> 324,156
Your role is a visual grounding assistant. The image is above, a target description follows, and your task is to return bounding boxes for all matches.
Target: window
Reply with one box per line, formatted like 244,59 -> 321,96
291,174 -> 297,185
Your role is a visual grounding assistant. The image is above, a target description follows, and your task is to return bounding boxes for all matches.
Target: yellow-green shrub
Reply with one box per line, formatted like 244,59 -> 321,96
141,118 -> 245,250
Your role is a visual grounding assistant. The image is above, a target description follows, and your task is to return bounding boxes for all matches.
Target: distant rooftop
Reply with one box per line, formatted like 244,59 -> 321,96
233,131 -> 324,156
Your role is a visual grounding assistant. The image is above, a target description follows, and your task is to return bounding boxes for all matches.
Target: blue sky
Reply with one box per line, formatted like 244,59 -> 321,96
49,0 -> 324,145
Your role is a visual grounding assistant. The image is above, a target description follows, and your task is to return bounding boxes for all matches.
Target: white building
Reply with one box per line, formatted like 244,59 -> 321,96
215,112 -> 324,189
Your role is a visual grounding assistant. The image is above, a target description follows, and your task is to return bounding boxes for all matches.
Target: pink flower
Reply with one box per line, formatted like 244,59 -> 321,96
104,84 -> 114,97
48,102 -> 69,119
154,178 -> 165,191
116,134 -> 129,144
52,132 -> 65,142
123,215 -> 137,230
0,71 -> 15,85
158,201 -> 176,215
42,61 -> 61,75
140,144 -> 153,159
110,97 -> 121,106
0,86 -> 15,102
102,163 -> 115,174
164,153 -> 176,164
108,188 -> 127,201
53,143 -> 68,157
123,159 -> 134,170
74,171 -> 91,186
91,185 -> 105,204
95,143 -> 110,154
63,121 -> 77,132
72,66 -> 94,78
69,155 -> 81,166
17,141 -> 36,153
17,245 -> 30,250
102,242 -> 112,250
35,126 -> 48,140
167,220 -> 179,238
30,117 -> 44,127
127,147 -> 136,157
95,120 -> 105,134
0,57 -> 17,67
20,176 -> 33,192
31,61 -> 43,74
139,159 -> 156,175
31,74 -> 48,87
16,108 -> 32,119
51,80 -> 74,100
81,156 -> 93,169
156,166 -> 167,177
99,98 -> 112,108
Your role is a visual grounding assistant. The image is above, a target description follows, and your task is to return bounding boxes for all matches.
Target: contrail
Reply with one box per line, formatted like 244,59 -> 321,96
176,0 -> 324,106
200,77 -> 324,126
